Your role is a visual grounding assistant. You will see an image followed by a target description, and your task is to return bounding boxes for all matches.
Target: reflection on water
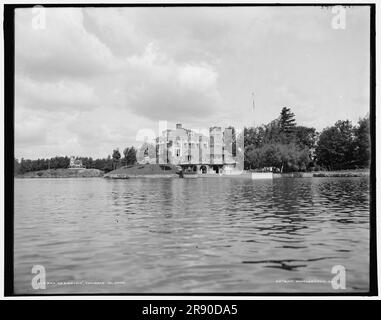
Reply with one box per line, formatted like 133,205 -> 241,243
14,177 -> 370,293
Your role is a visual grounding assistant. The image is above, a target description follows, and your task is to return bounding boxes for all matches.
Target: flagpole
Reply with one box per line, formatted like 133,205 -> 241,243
251,92 -> 256,128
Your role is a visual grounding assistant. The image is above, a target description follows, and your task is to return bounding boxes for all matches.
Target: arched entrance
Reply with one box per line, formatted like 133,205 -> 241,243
200,165 -> 207,174
212,165 -> 221,174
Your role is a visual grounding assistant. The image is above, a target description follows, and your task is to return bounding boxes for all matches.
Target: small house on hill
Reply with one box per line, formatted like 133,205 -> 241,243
69,156 -> 84,169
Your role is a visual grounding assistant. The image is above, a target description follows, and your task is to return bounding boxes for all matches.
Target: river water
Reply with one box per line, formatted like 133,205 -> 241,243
14,177 -> 370,294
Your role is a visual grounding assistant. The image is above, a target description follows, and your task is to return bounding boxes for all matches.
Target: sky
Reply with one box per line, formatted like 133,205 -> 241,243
14,6 -> 371,159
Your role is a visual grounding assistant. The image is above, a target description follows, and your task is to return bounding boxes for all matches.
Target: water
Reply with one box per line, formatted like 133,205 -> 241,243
14,177 -> 370,294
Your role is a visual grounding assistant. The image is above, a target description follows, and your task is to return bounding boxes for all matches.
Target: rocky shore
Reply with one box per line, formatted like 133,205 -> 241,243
16,168 -> 104,178
104,163 -> 180,179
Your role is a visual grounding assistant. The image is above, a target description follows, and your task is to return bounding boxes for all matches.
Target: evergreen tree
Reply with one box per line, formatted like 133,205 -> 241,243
279,107 -> 296,142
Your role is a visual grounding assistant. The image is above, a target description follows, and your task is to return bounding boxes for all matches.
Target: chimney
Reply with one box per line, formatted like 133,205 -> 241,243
176,123 -> 182,129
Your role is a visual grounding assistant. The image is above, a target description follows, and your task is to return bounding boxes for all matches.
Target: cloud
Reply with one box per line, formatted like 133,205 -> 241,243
16,76 -> 100,112
122,42 -> 222,121
13,7 -> 370,159
15,8 -> 119,80
15,107 -> 48,147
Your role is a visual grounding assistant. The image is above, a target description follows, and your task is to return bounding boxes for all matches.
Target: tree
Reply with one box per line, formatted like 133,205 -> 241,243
19,158 -> 29,173
263,120 -> 282,144
104,155 -> 113,172
245,145 -> 263,169
262,144 -> 282,169
123,147 -> 137,166
112,149 -> 121,170
243,107 -> 317,171
316,120 -> 355,170
244,127 -> 261,148
279,107 -> 296,142
127,147 -> 137,165
353,115 -> 370,168
14,158 -> 20,175
293,126 -> 317,150
83,157 -> 94,169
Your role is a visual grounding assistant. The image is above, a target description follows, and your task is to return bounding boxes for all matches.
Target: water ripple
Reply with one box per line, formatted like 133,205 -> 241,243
14,176 -> 370,293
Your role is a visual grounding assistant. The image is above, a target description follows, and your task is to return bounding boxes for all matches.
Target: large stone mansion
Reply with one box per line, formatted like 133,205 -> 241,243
139,123 -> 243,174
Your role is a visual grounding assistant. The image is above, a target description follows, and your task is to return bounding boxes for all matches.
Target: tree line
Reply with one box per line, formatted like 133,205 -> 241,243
14,107 -> 370,174
243,107 -> 370,172
14,147 -> 137,174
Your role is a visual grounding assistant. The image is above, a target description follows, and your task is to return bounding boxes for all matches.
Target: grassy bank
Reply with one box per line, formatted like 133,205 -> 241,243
104,163 -> 180,179
272,169 -> 369,178
16,168 -> 104,178
312,169 -> 369,177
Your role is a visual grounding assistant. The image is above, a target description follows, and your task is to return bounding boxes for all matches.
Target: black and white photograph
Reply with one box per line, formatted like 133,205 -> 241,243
3,2 -> 376,297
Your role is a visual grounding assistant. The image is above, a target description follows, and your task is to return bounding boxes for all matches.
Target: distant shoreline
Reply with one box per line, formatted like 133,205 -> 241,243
15,167 -> 369,179
15,168 -> 104,178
